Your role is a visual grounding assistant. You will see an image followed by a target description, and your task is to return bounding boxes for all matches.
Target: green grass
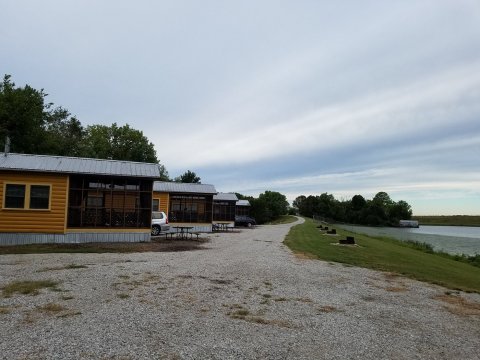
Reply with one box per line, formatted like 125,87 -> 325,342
284,218 -> 480,293
412,215 -> 480,226
265,215 -> 298,225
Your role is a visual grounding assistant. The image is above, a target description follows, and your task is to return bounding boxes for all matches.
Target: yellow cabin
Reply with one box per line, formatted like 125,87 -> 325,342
0,153 -> 161,245
153,181 -> 217,232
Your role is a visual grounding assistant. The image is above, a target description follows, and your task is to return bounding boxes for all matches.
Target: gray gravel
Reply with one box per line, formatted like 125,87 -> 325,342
1,217 -> 479,359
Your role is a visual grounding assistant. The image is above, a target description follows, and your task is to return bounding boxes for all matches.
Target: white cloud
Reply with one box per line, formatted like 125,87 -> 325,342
160,60 -> 480,170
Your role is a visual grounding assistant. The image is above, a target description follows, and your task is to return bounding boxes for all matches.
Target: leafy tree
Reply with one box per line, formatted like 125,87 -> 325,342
0,75 -> 168,171
372,191 -> 394,208
351,194 -> 366,211
156,164 -> 171,181
0,75 -> 47,153
292,195 -> 306,210
249,197 -> 272,224
258,191 -> 289,219
82,123 -> 158,163
175,170 -> 201,183
43,107 -> 85,156
389,200 -> 412,222
235,192 -> 249,200
297,195 -> 319,218
241,191 -> 289,224
295,190 -> 413,226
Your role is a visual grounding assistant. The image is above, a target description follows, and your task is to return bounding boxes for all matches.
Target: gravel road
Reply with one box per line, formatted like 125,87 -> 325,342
1,217 -> 479,359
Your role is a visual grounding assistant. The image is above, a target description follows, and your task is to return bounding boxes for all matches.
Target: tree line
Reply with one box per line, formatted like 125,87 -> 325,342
236,191 -> 289,224
0,74 -> 170,179
293,191 -> 412,226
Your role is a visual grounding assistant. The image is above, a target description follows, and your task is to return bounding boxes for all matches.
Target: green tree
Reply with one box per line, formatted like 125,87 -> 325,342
351,194 -> 366,211
82,123 -> 158,163
372,191 -> 394,208
259,191 -> 289,219
297,195 -> 319,218
249,197 -> 271,224
0,75 -> 47,153
43,107 -> 85,156
389,200 -> 413,222
292,195 -> 306,210
0,74 -> 170,177
175,170 -> 201,183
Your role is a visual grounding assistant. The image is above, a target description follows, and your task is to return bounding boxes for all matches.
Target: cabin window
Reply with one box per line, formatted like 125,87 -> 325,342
5,184 -> 26,208
29,185 -> 50,209
152,199 -> 159,211
3,183 -> 51,210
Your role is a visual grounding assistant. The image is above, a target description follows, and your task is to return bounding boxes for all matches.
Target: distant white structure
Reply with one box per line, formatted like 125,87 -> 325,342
399,220 -> 419,228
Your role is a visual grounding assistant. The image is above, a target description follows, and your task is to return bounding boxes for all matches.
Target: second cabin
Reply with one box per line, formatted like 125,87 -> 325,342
152,182 -> 217,232
213,192 -> 238,229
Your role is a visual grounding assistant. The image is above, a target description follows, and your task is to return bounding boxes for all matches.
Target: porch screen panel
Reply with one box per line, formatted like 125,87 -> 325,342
67,175 -> 152,228
169,195 -> 212,223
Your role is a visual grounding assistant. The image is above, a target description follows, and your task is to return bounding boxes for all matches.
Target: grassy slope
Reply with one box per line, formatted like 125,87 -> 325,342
265,215 -> 298,225
284,218 -> 480,293
412,215 -> 480,226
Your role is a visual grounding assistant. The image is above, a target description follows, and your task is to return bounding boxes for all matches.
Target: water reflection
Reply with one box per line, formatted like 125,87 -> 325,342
337,224 -> 480,255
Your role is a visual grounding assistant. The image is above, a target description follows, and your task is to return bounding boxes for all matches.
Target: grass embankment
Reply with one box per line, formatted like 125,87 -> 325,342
265,215 -> 298,225
413,215 -> 480,226
284,218 -> 480,293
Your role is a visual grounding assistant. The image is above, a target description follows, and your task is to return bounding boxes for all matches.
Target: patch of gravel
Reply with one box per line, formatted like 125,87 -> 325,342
1,218 -> 479,359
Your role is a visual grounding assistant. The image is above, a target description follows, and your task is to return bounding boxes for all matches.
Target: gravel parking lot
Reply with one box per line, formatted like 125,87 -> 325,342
1,217 -> 479,359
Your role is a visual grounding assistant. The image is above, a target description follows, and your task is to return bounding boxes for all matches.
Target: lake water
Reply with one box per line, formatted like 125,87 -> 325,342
336,224 -> 480,256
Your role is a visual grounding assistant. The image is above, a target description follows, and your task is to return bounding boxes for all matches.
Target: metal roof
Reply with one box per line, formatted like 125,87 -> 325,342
153,181 -> 217,194
213,192 -> 238,201
0,153 -> 162,178
236,200 -> 251,206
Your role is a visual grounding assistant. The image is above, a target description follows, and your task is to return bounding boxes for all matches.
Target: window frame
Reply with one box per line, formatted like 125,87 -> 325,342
152,198 -> 159,212
3,182 -> 52,211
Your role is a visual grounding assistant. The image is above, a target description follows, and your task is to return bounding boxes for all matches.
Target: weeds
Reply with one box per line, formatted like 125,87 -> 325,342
434,294 -> 480,316
403,240 -> 434,253
57,311 -> 82,318
227,306 -> 294,328
37,303 -> 66,312
65,264 -> 88,269
230,309 -> 250,318
246,316 -> 294,328
38,264 -> 87,272
317,305 -> 338,313
2,280 -> 60,297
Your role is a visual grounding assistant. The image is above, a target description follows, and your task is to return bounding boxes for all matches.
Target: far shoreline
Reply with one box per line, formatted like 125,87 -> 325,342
412,215 -> 480,227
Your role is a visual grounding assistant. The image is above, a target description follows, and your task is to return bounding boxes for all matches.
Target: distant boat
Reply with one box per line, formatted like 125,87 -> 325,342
399,220 -> 419,228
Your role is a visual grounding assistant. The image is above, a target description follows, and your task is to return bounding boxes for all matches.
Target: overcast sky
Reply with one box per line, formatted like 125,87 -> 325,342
2,1 -> 480,215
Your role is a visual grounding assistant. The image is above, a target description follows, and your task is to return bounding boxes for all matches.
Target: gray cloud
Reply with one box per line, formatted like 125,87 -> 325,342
2,0 -> 480,214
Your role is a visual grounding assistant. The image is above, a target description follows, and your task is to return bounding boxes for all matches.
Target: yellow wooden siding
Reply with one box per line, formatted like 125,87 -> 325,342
153,192 -> 169,214
0,172 -> 68,233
